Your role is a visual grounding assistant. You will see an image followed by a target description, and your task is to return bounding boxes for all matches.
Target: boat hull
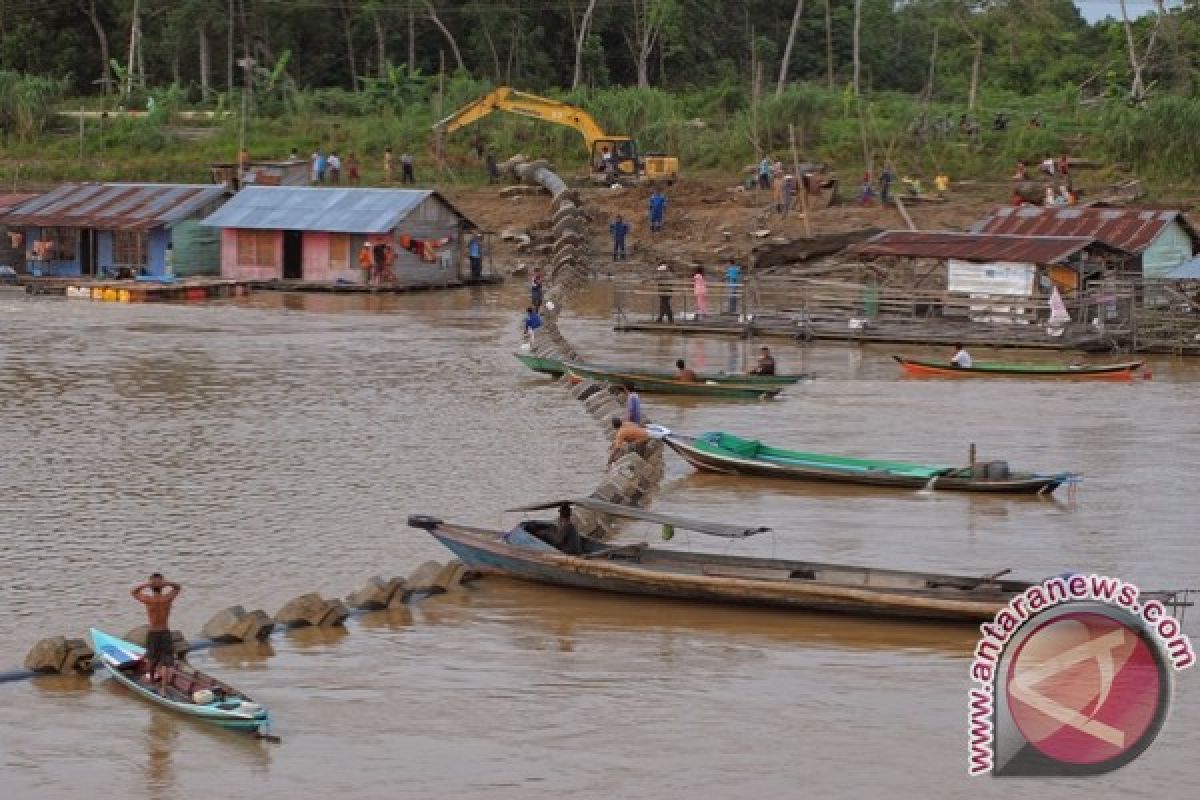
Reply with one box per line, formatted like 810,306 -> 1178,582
564,363 -> 783,399
515,353 -> 805,387
663,434 -> 1067,494
89,629 -> 269,732
513,352 -> 565,377
894,356 -> 1144,381
421,523 -> 1014,623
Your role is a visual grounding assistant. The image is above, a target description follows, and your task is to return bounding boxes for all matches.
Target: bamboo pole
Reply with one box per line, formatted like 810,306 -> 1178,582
789,124 -> 812,239
894,195 -> 917,231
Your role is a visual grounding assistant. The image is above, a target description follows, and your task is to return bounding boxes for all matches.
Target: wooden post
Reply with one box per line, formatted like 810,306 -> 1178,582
789,124 -> 812,239
78,108 -> 85,162
894,195 -> 917,231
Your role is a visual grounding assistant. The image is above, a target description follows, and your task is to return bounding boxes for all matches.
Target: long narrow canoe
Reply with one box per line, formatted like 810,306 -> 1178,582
513,351 -> 807,386
894,355 -> 1144,380
407,507 -> 1189,623
564,361 -> 783,399
89,629 -> 271,733
663,431 -> 1071,493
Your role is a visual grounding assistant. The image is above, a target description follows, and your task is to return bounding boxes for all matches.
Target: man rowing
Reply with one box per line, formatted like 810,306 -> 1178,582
131,573 -> 181,692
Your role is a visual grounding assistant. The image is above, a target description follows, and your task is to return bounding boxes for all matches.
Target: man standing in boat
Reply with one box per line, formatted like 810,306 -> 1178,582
951,343 -> 973,368
131,573 -> 181,691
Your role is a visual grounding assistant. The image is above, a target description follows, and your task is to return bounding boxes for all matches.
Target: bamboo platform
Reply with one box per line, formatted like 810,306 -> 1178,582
609,274 -> 1200,353
19,276 -> 248,302
244,275 -> 503,293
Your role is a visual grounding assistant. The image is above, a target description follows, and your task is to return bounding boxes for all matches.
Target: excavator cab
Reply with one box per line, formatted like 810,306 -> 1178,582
591,138 -> 678,184
591,138 -> 640,181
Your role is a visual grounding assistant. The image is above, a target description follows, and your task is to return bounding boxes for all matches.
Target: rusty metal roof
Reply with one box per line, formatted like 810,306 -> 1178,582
0,193 -> 40,214
848,231 -> 1125,264
970,206 -> 1199,253
200,187 -> 477,234
1,183 -> 228,230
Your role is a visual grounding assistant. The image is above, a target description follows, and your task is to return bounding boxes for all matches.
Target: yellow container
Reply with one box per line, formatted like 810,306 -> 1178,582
103,288 -> 118,302
117,289 -> 131,303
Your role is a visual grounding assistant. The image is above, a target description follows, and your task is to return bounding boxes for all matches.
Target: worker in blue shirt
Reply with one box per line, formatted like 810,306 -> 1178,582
725,261 -> 742,314
522,306 -> 543,345
468,233 -> 483,279
609,215 -> 630,260
648,189 -> 667,233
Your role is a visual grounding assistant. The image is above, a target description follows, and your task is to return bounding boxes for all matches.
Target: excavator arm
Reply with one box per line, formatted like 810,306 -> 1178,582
433,87 -> 615,153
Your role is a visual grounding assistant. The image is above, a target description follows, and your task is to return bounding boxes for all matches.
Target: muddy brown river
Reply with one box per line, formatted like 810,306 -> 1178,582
1,285 -> 1196,799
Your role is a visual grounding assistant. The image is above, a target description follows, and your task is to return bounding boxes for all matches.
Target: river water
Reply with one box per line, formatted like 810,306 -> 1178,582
1,285 -> 1196,799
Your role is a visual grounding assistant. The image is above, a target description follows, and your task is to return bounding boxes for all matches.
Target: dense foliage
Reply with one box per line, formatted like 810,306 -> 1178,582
0,0 -> 1189,102
0,0 -> 1196,186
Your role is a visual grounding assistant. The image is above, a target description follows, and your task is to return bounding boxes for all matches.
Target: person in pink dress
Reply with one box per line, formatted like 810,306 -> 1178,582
692,266 -> 708,318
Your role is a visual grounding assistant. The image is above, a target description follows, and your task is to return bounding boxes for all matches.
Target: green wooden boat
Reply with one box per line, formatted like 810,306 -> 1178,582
564,362 -> 783,399
513,352 -> 566,377
663,431 -> 1072,493
513,352 -> 806,386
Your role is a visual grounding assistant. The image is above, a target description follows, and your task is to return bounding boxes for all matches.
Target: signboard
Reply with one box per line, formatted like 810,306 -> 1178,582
947,260 -> 1037,325
947,260 -> 1036,296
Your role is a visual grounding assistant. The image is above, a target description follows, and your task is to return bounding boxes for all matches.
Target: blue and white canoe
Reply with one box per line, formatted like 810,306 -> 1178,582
89,628 -> 270,733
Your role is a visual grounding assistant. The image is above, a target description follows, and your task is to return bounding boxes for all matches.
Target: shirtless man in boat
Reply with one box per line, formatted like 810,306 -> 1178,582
131,573 -> 181,691
609,416 -> 651,464
674,359 -> 699,382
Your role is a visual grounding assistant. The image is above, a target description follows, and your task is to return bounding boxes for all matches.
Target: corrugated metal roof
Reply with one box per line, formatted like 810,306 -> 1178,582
0,193 -> 39,214
1,183 -> 228,230
200,187 -> 476,234
970,206 -> 1199,253
848,231 -> 1123,264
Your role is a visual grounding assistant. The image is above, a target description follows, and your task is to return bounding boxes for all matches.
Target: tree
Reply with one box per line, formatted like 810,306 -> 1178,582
424,0 -> 465,74
1119,0 -> 1164,102
573,0 -> 601,89
777,0 -> 805,96
78,0 -> 113,94
625,0 -> 675,88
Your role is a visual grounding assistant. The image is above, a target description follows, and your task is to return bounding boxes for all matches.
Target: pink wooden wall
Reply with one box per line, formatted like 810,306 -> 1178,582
220,229 -> 281,280
301,232 -> 362,283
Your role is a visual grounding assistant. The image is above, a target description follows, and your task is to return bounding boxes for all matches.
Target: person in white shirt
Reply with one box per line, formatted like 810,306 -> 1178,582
951,343 -> 973,368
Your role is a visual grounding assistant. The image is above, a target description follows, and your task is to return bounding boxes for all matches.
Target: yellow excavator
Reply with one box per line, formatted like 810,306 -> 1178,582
432,86 -> 679,183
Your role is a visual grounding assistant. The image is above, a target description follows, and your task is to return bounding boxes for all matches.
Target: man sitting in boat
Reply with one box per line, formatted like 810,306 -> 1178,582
553,503 -> 585,555
951,343 -> 973,368
609,416 -> 651,464
675,359 -> 699,382
131,573 -> 181,692
748,346 -> 776,375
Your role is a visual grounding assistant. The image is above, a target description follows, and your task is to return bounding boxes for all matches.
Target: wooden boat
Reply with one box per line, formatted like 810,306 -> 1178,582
662,431 -> 1071,494
563,361 -> 784,399
513,351 -> 568,378
89,629 -> 271,734
894,355 -> 1144,381
407,498 -> 1188,624
514,351 -> 807,386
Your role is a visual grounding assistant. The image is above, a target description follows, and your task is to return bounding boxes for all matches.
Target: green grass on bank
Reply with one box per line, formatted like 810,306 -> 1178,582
0,73 -> 1195,193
